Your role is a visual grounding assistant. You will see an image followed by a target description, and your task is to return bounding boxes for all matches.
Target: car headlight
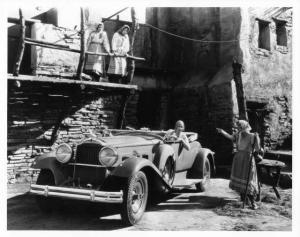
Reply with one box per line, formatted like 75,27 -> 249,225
56,143 -> 72,163
99,147 -> 118,166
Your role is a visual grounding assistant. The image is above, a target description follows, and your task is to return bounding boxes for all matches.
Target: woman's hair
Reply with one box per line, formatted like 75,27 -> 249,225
237,120 -> 251,132
96,23 -> 104,30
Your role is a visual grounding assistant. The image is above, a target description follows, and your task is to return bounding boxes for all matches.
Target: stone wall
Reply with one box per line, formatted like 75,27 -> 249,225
7,81 -> 123,183
244,7 -> 292,150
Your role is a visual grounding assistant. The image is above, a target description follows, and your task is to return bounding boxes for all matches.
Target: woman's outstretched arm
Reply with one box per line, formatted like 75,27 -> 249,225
216,128 -> 235,141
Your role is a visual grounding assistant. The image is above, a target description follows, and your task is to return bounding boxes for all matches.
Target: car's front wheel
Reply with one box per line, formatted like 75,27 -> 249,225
121,171 -> 148,225
195,157 -> 211,192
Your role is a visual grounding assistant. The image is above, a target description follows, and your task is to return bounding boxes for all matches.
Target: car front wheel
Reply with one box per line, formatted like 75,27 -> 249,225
195,157 -> 211,192
121,171 -> 148,225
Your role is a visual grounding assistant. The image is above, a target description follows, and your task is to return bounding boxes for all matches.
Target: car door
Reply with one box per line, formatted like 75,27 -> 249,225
166,140 -> 195,172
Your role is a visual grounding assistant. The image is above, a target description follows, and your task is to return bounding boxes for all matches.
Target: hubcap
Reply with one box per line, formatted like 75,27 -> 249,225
131,179 -> 145,214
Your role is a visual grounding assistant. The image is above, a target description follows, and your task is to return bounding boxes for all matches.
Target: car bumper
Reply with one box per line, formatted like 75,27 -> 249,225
30,184 -> 123,204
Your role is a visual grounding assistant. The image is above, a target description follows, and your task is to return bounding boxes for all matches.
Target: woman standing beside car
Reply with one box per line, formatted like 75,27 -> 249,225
216,120 -> 260,209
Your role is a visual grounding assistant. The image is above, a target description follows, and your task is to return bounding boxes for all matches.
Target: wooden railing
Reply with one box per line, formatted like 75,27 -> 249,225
8,8 -> 145,80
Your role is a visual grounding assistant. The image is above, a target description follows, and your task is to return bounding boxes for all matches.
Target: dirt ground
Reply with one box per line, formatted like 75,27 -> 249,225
7,179 -> 292,231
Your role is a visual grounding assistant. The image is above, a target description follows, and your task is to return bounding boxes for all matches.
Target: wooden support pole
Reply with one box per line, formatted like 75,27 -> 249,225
77,8 -> 86,80
13,9 -> 26,77
126,7 -> 138,84
232,59 -> 248,121
117,91 -> 135,129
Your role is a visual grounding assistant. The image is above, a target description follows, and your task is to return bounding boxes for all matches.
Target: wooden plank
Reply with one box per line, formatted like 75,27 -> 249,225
8,17 -> 41,25
13,9 -> 26,76
25,37 -> 70,48
7,74 -> 139,90
76,8 -> 86,80
25,40 -> 145,61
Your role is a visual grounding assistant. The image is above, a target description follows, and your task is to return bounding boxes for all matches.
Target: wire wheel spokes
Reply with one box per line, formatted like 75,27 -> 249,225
131,179 -> 145,214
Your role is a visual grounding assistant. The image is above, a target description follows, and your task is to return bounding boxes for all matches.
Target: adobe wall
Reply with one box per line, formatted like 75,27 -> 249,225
244,8 -> 292,150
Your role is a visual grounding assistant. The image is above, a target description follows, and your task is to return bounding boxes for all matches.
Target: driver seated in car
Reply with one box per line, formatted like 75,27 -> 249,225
164,120 -> 190,150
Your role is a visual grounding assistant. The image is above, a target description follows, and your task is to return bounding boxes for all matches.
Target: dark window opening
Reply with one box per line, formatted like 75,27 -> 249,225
276,21 -> 287,46
258,20 -> 270,50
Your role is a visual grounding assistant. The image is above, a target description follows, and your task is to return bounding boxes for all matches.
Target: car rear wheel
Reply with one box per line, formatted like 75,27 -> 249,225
35,169 -> 60,213
195,157 -> 211,192
121,171 -> 148,225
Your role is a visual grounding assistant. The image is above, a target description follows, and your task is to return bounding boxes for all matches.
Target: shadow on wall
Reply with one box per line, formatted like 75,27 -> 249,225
7,81 -> 124,155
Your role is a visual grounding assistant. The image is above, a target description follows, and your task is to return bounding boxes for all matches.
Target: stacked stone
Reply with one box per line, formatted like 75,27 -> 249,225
7,82 -> 122,183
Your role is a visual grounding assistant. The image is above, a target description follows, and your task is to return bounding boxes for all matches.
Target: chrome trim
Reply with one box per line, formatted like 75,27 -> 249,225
98,147 -> 118,166
56,143 -> 72,163
68,162 -> 105,168
30,184 -> 123,204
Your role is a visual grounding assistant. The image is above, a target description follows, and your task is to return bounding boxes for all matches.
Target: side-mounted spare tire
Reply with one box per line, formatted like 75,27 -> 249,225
121,171 -> 148,225
195,157 -> 211,192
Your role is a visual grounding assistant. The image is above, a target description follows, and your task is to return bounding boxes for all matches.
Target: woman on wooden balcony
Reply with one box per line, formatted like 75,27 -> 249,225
84,22 -> 110,81
107,25 -> 130,83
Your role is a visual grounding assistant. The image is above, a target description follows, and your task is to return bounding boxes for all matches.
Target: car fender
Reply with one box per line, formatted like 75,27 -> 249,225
110,157 -> 162,178
186,148 -> 215,179
152,143 -> 175,171
31,151 -> 66,185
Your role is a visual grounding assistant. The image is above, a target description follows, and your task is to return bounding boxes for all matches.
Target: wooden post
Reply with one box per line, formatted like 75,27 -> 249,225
126,7 -> 138,84
77,8 -> 86,80
13,9 -> 26,77
232,59 -> 248,120
117,90 -> 135,129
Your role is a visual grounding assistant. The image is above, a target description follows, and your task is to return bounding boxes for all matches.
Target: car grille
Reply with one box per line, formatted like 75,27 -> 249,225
75,142 -> 102,165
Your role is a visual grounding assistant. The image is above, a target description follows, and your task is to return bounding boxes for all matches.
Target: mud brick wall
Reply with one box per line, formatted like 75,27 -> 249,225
263,96 -> 292,150
125,90 -> 171,130
7,81 -> 123,183
244,8 -> 293,151
172,83 -> 234,166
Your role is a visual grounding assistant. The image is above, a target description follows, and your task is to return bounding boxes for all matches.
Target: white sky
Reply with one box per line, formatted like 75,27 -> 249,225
7,5 -> 146,29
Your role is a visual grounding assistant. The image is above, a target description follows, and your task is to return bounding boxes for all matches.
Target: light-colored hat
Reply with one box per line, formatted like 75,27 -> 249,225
118,24 -> 130,33
237,120 -> 251,132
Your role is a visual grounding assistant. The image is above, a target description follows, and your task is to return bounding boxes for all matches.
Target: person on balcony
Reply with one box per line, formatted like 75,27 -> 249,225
84,22 -> 110,81
216,120 -> 260,210
107,25 -> 130,83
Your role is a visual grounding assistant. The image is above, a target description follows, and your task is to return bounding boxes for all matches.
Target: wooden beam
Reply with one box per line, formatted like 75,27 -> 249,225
24,40 -> 145,61
127,7 -> 138,84
232,59 -> 248,120
7,74 -> 139,91
13,9 -> 26,76
77,8 -> 86,80
8,17 -> 41,25
25,37 -> 70,48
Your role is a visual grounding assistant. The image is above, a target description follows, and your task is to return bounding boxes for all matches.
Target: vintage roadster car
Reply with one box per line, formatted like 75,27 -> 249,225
30,129 -> 215,225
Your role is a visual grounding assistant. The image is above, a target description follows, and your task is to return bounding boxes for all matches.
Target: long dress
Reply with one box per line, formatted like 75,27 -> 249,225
229,132 -> 260,196
107,32 -> 130,77
84,31 -> 110,76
